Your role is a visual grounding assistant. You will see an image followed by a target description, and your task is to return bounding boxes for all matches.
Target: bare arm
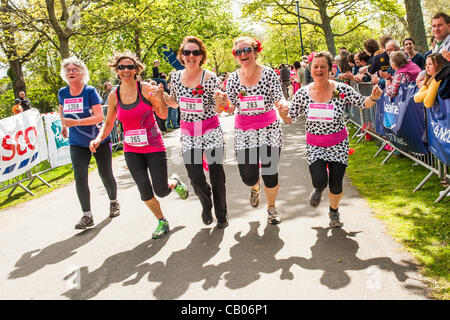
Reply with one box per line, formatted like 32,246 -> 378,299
89,92 -> 117,153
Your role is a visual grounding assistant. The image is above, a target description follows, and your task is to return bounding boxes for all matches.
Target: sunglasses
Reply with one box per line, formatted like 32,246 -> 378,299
234,46 -> 254,57
182,49 -> 202,56
117,64 -> 136,70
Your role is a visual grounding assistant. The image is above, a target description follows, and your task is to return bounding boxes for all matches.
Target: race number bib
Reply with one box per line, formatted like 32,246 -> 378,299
180,97 -> 203,114
239,95 -> 265,112
124,129 -> 148,147
307,103 -> 334,122
63,98 -> 83,114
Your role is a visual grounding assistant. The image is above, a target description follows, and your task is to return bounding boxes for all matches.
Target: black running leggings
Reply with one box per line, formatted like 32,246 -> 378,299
70,139 -> 117,213
308,159 -> 347,195
124,151 -> 171,201
183,148 -> 227,222
237,146 -> 281,189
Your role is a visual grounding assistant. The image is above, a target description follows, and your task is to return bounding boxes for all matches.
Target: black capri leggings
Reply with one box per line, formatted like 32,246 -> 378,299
236,146 -> 281,189
70,139 -> 117,213
308,159 -> 347,195
124,151 -> 171,201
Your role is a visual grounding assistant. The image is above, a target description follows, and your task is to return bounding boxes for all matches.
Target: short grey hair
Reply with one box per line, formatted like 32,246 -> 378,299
60,57 -> 90,84
385,39 -> 400,50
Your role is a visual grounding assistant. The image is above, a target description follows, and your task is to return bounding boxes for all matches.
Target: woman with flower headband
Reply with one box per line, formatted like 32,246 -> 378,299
165,36 -> 228,229
89,50 -> 189,239
214,36 -> 289,225
278,51 -> 383,228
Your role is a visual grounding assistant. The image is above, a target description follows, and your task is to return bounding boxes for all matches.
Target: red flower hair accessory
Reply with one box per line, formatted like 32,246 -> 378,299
254,39 -> 263,53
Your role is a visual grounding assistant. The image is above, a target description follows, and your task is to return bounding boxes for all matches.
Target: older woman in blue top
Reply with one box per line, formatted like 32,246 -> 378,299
58,57 -> 120,230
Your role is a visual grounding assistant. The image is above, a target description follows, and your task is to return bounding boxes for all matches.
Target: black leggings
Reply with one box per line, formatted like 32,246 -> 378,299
70,140 -> 117,213
237,146 -> 281,189
308,159 -> 347,195
183,148 -> 227,221
124,151 -> 171,201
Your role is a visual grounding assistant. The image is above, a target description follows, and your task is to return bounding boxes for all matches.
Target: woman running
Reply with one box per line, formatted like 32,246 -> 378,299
89,50 -> 189,239
58,57 -> 120,230
215,37 -> 289,225
278,51 -> 383,227
166,36 -> 228,229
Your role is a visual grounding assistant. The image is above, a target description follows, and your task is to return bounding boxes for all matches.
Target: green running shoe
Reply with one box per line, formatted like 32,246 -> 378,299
170,174 -> 189,200
152,219 -> 170,239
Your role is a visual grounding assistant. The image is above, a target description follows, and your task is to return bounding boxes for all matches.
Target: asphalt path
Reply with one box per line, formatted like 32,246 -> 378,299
0,114 -> 429,300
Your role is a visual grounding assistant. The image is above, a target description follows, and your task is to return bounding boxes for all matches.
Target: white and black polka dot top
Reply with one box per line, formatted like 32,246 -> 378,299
226,66 -> 284,151
289,81 -> 366,165
170,69 -> 224,153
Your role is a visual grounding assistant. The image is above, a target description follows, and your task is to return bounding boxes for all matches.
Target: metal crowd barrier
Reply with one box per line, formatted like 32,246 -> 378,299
102,105 -> 123,150
346,81 -> 449,203
2,109 -> 123,199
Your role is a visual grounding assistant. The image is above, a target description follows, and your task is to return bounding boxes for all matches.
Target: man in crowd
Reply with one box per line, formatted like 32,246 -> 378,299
432,12 -> 450,53
280,63 -> 291,99
368,35 -> 393,75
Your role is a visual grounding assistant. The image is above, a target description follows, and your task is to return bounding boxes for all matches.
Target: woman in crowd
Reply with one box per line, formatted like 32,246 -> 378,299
165,36 -> 229,229
414,53 -> 447,107
89,50 -> 189,239
58,57 -> 120,229
215,37 -> 289,225
278,52 -> 383,228
386,51 -> 422,98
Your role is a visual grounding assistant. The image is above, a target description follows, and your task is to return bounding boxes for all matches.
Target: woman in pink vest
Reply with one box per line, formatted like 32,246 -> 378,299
89,50 -> 189,239
166,36 -> 229,229
215,37 -> 289,225
278,52 -> 383,228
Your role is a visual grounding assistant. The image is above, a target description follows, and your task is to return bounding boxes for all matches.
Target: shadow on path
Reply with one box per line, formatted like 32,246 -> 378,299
62,226 -> 185,300
285,227 -> 421,290
203,221 -> 292,290
9,218 -> 112,279
146,227 -> 225,299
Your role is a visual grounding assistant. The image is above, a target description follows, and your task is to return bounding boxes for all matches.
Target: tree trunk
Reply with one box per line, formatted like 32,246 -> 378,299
404,0 -> 428,53
59,37 -> 71,59
9,59 -> 26,97
317,0 -> 336,56
135,28 -> 142,60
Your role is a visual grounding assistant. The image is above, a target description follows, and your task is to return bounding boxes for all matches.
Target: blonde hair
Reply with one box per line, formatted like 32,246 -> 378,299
60,57 -> 90,84
107,50 -> 145,79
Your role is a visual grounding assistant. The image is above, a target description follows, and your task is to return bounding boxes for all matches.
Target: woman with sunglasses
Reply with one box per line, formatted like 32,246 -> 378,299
278,52 -> 382,228
89,50 -> 189,239
215,37 -> 289,225
165,36 -> 228,229
58,57 -> 120,230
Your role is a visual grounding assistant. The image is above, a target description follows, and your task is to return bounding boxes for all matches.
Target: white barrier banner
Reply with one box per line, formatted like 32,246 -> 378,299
0,109 -> 49,182
42,113 -> 71,168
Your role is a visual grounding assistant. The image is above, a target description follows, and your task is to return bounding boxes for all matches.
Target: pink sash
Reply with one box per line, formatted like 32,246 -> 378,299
180,115 -> 220,137
235,109 -> 277,131
306,127 -> 348,147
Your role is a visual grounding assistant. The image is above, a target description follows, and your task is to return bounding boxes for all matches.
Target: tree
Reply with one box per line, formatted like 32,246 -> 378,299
0,0 -> 42,96
243,0 -> 373,56
404,0 -> 428,53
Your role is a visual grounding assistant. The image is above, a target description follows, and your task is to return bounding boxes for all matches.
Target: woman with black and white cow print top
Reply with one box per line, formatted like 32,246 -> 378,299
215,37 -> 289,225
167,36 -> 228,229
278,51 -> 383,228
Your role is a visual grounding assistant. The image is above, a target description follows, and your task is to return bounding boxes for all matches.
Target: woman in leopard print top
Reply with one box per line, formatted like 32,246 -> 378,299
278,51 -> 383,228
167,36 -> 228,229
215,37 -> 289,225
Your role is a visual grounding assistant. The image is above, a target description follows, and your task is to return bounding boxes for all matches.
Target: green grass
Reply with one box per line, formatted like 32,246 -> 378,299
0,149 -> 123,210
346,125 -> 449,300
